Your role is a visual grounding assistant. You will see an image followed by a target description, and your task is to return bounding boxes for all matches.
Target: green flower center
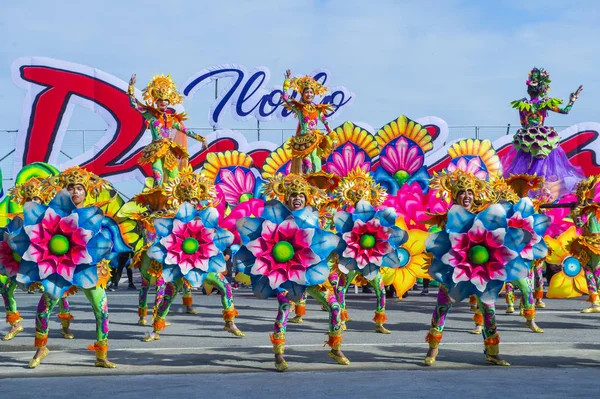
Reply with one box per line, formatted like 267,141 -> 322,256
468,245 -> 489,265
239,193 -> 253,203
272,241 -> 295,263
393,170 -> 410,184
360,234 -> 376,249
182,238 -> 199,254
12,251 -> 22,263
49,234 -> 70,256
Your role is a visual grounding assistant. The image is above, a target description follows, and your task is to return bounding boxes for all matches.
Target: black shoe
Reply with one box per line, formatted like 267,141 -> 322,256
362,287 -> 373,294
128,283 -> 137,290
108,284 -> 117,292
420,289 -> 429,296
402,292 -> 408,298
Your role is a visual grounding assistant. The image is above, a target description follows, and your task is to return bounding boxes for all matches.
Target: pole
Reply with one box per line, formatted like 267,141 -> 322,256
506,123 -> 511,135
257,120 -> 261,141
213,79 -> 218,132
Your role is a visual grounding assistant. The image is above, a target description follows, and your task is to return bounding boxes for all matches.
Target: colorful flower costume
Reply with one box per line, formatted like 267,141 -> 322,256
568,176 -> 600,312
425,170 -> 541,367
8,167 -> 129,369
128,74 -> 206,187
502,68 -> 584,198
141,169 -> 244,340
235,174 -> 348,371
282,74 -> 335,174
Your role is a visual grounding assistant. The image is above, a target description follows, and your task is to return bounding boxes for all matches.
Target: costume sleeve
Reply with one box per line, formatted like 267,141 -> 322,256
548,97 -> 576,115
128,85 -> 155,121
281,78 -> 301,116
172,120 -> 206,143
319,110 -> 332,133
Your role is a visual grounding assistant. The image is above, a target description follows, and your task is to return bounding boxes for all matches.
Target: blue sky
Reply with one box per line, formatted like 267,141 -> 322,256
1,0 -> 599,134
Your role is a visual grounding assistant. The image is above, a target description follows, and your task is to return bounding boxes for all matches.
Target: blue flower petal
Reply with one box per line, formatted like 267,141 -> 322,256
373,168 -> 399,196
429,259 -> 452,286
311,229 -> 340,260
147,244 -> 166,262
476,204 -> 508,231
280,281 -> 306,302
406,166 -> 431,193
478,280 -> 505,305
425,232 -> 451,260
87,235 -> 112,264
448,281 -> 478,303
388,226 -> 408,248
333,211 -> 353,234
24,202 -> 47,225
362,264 -> 380,280
154,218 -> 174,238
100,217 -> 130,254
532,214 -> 551,237
162,264 -> 182,282
376,207 -> 397,228
41,274 -> 72,300
7,216 -> 23,233
505,258 -> 531,282
532,240 -> 548,259
212,228 -> 234,251
262,200 -> 291,224
176,202 -> 198,224
197,207 -> 220,229
73,263 -> 98,289
207,254 -> 227,273
513,198 -> 534,218
8,229 -> 31,256
15,260 -> 41,287
338,257 -> 358,274
504,227 -> 527,254
184,269 -> 207,288
236,217 -> 265,244
305,260 -> 330,286
251,274 -> 276,299
234,246 -> 257,275
75,206 -> 104,234
354,200 -> 376,223
382,251 -> 401,269
446,205 -> 475,233
47,190 -> 76,216
292,207 -> 320,229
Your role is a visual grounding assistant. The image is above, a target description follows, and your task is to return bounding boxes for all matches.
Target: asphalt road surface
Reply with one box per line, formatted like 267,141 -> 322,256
1,284 -> 598,397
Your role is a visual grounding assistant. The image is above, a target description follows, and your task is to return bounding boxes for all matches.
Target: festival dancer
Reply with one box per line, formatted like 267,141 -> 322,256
141,169 -> 244,342
424,170 -> 545,367
235,174 -> 349,371
9,166 -> 129,368
0,177 -> 74,341
282,70 -> 335,174
569,176 -> 600,313
502,67 -> 584,198
128,74 -> 207,187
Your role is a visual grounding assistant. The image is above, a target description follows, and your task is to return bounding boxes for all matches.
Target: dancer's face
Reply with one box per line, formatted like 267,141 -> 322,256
67,184 -> 86,207
157,99 -> 170,111
527,84 -> 542,98
456,190 -> 474,211
287,193 -> 306,210
302,88 -> 314,103
190,198 -> 199,206
26,197 -> 42,204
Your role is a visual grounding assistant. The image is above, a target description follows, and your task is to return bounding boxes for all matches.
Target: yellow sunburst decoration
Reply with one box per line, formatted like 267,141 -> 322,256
381,217 -> 431,298
143,74 -> 184,106
375,115 -> 434,154
202,151 -> 253,182
96,259 -> 112,290
545,226 -> 588,298
262,146 -> 293,179
331,122 -> 379,158
447,139 -> 501,179
333,167 -> 387,208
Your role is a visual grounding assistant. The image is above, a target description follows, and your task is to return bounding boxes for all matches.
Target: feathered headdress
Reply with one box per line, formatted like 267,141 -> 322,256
165,167 -> 217,206
262,173 -> 325,207
527,67 -> 551,94
333,167 -> 387,208
49,166 -> 111,197
430,169 -> 493,204
9,177 -> 57,205
289,75 -> 328,96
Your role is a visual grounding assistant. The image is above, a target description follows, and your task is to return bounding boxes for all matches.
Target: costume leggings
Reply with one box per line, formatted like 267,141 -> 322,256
1,278 -> 71,326
35,287 -> 108,346
138,275 -> 166,317
532,261 -> 544,294
340,270 -> 385,313
153,273 -> 235,332
431,285 -> 497,340
584,254 -> 600,298
274,286 -> 342,335
152,159 -> 178,187
505,278 -> 535,310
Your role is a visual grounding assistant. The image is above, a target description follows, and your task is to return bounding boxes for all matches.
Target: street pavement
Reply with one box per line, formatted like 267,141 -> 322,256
0,284 -> 599,397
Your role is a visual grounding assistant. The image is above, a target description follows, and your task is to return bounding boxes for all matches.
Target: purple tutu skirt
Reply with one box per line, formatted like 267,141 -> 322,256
502,145 -> 584,197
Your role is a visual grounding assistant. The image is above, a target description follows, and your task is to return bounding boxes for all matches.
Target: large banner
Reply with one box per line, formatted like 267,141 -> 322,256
5,56 -> 600,195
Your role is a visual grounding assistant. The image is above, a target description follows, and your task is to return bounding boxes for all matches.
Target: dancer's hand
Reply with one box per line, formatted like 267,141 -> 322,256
129,74 -> 137,86
284,69 -> 292,79
571,85 -> 583,101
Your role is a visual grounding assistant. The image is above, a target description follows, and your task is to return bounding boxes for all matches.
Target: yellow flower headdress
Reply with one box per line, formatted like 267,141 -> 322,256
289,75 -> 328,96
143,74 -> 184,106
9,177 -> 57,206
134,186 -> 172,212
575,175 -> 600,204
165,167 -> 217,206
430,169 -> 493,204
262,173 -> 325,207
333,167 -> 387,208
51,166 -> 111,198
